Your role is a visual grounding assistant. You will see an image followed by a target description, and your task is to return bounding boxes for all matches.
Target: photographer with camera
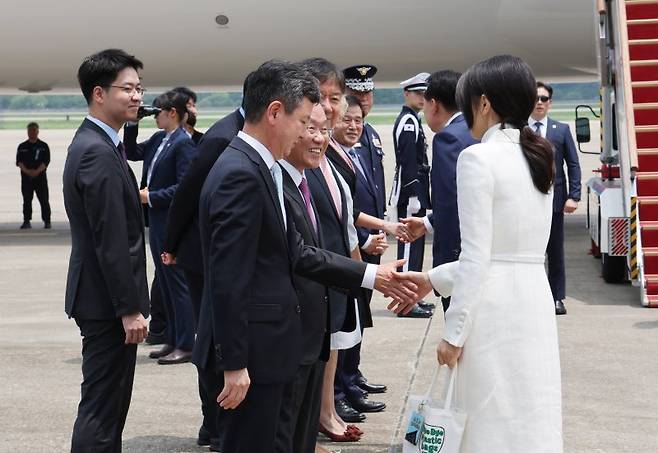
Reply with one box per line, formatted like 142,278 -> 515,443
124,90 -> 198,364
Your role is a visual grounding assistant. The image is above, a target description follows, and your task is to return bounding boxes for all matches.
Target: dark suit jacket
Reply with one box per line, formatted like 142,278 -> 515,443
307,164 -> 373,330
123,125 -> 196,216
358,123 -> 386,216
428,114 -> 478,267
193,136 -> 367,384
546,117 -> 582,212
348,140 -> 384,261
282,168 -> 330,364
63,119 -> 149,320
163,109 -> 244,273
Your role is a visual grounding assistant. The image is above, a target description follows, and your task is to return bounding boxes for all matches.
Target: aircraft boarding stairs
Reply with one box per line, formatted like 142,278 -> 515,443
625,1 -> 658,305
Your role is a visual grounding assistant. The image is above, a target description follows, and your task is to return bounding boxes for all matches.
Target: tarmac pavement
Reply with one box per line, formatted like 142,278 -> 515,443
1,125 -> 657,452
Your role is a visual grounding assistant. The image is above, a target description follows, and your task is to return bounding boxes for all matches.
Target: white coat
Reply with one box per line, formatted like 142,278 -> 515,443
429,124 -> 563,453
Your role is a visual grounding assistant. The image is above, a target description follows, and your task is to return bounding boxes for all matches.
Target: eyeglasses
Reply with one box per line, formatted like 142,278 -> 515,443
536,95 -> 551,103
108,85 -> 146,96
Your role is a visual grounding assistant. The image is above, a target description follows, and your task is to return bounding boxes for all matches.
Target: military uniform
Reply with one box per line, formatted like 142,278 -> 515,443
390,73 -> 431,273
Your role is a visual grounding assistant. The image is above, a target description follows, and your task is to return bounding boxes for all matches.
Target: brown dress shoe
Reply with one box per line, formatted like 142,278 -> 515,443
157,349 -> 192,365
148,344 -> 174,359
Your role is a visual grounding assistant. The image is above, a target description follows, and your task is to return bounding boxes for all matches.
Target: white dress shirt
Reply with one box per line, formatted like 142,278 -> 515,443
86,115 -> 120,147
528,115 -> 548,138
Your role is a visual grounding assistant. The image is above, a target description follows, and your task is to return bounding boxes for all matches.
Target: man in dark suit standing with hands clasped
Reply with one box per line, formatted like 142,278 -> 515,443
63,49 -> 149,452
530,81 -> 581,315
193,60 -> 417,453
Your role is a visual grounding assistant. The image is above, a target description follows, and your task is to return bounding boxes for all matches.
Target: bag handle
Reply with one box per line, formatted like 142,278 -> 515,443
419,364 -> 458,411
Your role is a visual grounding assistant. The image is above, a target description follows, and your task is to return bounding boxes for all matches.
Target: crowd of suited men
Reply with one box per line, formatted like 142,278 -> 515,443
62,48 -> 580,453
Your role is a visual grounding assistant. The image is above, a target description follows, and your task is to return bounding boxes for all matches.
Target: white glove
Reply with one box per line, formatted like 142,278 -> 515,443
408,196 -> 421,215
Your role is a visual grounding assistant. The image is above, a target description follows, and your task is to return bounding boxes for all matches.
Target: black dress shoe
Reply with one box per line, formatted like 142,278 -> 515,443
355,376 -> 387,394
44,221 -> 52,229
349,396 -> 386,413
157,349 -> 192,365
555,300 -> 567,316
145,331 -> 166,345
20,221 -> 31,229
418,300 -> 436,310
397,305 -> 433,318
197,426 -> 211,446
335,398 -> 366,423
148,344 -> 174,359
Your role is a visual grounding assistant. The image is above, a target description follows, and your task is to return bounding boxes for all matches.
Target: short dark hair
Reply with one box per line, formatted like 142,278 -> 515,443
300,57 -> 346,93
424,70 -> 461,112
242,59 -> 320,124
457,55 -> 554,194
172,86 -> 197,103
345,95 -> 363,114
153,90 -> 189,122
77,49 -> 143,105
536,81 -> 553,99
27,122 -> 39,129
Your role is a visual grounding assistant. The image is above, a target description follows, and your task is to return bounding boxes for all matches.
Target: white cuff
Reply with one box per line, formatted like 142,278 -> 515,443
360,263 -> 377,290
147,192 -> 153,208
427,261 -> 460,297
361,235 -> 374,251
423,215 -> 434,234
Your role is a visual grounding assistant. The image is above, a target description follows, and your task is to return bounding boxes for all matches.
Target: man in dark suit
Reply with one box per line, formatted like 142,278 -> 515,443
162,84 -> 246,450
276,104 -> 339,452
193,60 -> 414,453
403,70 -> 478,313
63,48 -> 149,453
530,81 -> 582,315
124,90 -> 197,364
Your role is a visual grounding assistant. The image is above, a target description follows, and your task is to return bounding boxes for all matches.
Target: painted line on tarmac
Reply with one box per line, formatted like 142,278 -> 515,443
388,314 -> 436,452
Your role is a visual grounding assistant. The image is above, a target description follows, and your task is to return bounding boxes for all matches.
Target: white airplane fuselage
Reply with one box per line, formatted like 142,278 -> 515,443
0,0 -> 598,93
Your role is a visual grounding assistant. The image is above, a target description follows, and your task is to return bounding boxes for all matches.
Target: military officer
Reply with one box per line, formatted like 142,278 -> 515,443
390,73 -> 432,318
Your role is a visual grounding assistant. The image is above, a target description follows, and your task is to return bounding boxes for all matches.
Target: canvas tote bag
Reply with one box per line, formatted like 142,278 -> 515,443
402,364 -> 467,453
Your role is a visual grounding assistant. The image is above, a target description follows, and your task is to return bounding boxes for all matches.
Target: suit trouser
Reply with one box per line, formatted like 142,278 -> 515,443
275,360 -> 326,453
546,210 -> 566,301
198,365 -> 285,453
183,269 -> 204,328
148,212 -> 195,351
71,319 -> 136,453
181,269 -> 217,445
197,366 -> 224,448
334,341 -> 366,403
397,204 -> 426,272
148,273 -> 167,335
21,172 -> 50,222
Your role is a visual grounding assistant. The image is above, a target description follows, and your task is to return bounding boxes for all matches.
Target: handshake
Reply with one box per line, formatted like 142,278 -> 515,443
372,259 -> 435,315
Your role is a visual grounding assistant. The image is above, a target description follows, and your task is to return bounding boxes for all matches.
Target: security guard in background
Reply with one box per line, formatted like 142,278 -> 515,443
390,73 -> 432,317
16,122 -> 51,229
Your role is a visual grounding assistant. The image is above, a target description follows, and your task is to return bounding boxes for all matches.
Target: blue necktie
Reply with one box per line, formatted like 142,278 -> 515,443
534,121 -> 542,136
270,163 -> 287,230
347,148 -> 367,179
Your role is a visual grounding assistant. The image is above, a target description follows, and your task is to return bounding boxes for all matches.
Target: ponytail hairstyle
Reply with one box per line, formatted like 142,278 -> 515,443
456,55 -> 555,194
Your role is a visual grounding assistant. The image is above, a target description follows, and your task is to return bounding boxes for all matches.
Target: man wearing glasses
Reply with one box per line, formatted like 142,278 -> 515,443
63,49 -> 149,452
529,81 -> 582,315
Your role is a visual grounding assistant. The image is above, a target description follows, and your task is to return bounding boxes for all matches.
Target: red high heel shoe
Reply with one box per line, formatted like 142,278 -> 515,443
319,423 -> 361,442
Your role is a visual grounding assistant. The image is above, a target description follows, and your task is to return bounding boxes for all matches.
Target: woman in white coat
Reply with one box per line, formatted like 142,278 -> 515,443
394,55 -> 562,452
